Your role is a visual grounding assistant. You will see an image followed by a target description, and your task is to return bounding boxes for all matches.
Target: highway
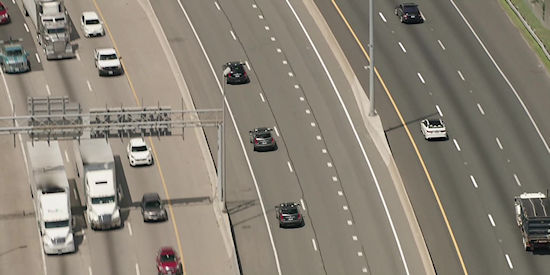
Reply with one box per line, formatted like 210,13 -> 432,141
0,0 -> 237,274
313,0 -> 550,274
149,0 -> 435,274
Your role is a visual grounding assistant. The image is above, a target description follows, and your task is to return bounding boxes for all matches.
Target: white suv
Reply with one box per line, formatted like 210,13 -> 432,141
94,48 -> 123,76
127,138 -> 153,166
81,11 -> 104,37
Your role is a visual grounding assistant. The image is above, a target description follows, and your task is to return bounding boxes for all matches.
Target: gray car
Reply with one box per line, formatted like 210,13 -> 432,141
275,202 -> 304,228
249,127 -> 277,152
141,193 -> 168,222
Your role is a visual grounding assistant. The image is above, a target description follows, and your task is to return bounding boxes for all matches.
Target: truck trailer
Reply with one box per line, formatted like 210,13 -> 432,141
515,192 -> 550,251
74,139 -> 121,230
22,0 -> 74,59
27,141 -> 75,255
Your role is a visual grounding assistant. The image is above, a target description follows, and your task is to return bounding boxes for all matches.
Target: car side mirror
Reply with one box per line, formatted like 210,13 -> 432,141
223,67 -> 231,77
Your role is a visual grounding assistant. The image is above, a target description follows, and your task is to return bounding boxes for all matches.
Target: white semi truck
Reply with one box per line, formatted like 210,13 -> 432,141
22,0 -> 75,59
74,139 -> 121,230
27,141 -> 75,255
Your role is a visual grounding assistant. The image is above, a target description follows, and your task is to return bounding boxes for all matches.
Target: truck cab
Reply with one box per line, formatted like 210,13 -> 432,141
84,170 -> 121,230
0,39 -> 30,73
515,192 -> 550,251
38,191 -> 75,254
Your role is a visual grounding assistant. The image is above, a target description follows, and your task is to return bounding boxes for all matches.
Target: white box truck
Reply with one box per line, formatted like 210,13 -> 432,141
27,141 -> 75,255
74,139 -> 121,230
22,0 -> 75,59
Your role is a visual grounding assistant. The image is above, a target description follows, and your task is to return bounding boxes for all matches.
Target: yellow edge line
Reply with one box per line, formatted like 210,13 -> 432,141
91,1 -> 187,274
330,0 -> 468,274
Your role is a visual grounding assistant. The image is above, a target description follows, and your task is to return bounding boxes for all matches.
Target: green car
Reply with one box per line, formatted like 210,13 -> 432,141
0,38 -> 30,73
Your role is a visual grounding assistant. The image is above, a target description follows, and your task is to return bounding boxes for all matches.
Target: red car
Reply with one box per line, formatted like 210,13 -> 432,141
156,247 -> 183,275
0,2 -> 9,24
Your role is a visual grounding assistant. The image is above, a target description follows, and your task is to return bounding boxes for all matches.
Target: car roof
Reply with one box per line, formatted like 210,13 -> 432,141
279,202 -> 298,209
82,11 -> 100,20
159,247 -> 176,255
130,138 -> 147,147
96,48 -> 117,55
253,127 -> 270,132
142,192 -> 161,202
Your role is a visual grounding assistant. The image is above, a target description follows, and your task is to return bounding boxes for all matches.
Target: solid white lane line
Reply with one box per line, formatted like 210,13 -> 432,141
64,150 -> 69,162
453,139 -> 461,151
316,135 -> 322,140
436,105 -> 443,117
214,1 -> 220,10
327,162 -> 332,167
273,126 -> 280,136
496,137 -> 503,150
505,254 -> 513,269
35,53 -> 41,63
398,42 -> 406,53
245,61 -> 250,70
287,161 -> 293,172
286,2 -> 410,273
305,109 -> 311,114
379,12 -> 387,22
135,263 -> 140,275
300,199 -> 306,210
45,84 -> 51,96
87,80 -> 93,92
259,93 -> 265,102
417,72 -> 425,84
477,103 -> 485,115
24,23 -> 29,32
437,39 -> 446,50
470,175 -> 478,188
312,239 -> 318,251
513,173 -> 521,186
343,205 -> 348,210
88,267 -> 93,275
229,30 -> 236,40
75,51 -> 80,61
457,70 -> 465,81
310,122 -> 316,127
488,214 -> 495,227
127,222 -> 133,236
449,0 -> 550,154
73,188 -> 78,200
352,235 -> 358,241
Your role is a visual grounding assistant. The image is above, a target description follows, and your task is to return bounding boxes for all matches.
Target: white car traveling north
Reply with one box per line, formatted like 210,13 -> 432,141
420,118 -> 448,140
81,11 -> 104,37
127,138 -> 153,166
94,48 -> 123,76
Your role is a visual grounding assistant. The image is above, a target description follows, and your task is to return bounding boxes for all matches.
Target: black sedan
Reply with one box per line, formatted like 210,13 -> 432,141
141,193 -> 168,222
395,3 -> 424,24
275,202 -> 304,228
223,61 -> 250,84
249,127 -> 277,152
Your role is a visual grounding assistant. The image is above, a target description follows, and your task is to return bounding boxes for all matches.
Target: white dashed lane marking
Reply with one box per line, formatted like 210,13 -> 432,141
45,84 -> 51,96
496,137 -> 503,150
135,263 -> 141,275
87,80 -> 93,92
270,37 -> 276,41
477,103 -> 485,115
505,254 -> 513,269
417,72 -> 425,84
24,23 -> 29,32
299,96 -> 304,101
347,220 -> 353,225
436,105 -> 443,117
458,70 -> 465,81
287,161 -> 293,172
214,1 -> 220,10
294,84 -> 300,89
264,26 -> 270,31
252,4 -> 257,8
230,30 -> 236,40
337,191 -> 343,196
305,109 -> 311,114
332,176 -> 337,182
259,14 -> 264,19
321,148 -> 327,153
398,42 -> 406,53
316,135 -> 321,140
453,139 -> 461,151
75,51 -> 81,61
343,205 -> 348,210
259,93 -> 265,102
273,126 -> 280,136
282,60 -> 287,64
327,162 -> 332,167
300,199 -> 306,210
245,61 -> 250,70
470,175 -> 478,188
35,53 -> 41,63
379,12 -> 387,22
88,267 -> 93,275
288,72 -> 293,77
488,214 -> 495,227
64,150 -> 69,162
514,173 -> 521,186
127,222 -> 133,236
352,235 -> 358,241
438,39 -> 446,50
276,48 -> 281,53
312,239 -> 318,251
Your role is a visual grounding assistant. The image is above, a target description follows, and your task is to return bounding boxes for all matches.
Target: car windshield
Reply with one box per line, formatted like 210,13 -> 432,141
404,5 -> 419,13
86,19 -> 100,25
0,5 -> 5,12
91,196 -> 115,204
45,220 -> 69,228
145,200 -> 161,209
256,132 -> 271,139
47,27 -> 66,34
428,120 -> 443,128
132,146 -> 148,152
160,254 -> 176,263
231,65 -> 244,73
6,49 -> 22,56
100,54 -> 118,60
282,207 -> 298,214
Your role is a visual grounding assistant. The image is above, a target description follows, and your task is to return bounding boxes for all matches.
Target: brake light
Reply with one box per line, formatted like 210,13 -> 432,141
244,71 -> 247,76
254,138 -> 258,144
271,138 -> 274,143
297,214 -> 301,219
228,73 -> 232,77
280,214 -> 284,220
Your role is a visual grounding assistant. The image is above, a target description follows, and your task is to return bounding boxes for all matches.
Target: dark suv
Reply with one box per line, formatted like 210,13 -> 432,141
141,193 -> 168,222
275,202 -> 304,228
223,61 -> 250,84
395,3 -> 424,24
